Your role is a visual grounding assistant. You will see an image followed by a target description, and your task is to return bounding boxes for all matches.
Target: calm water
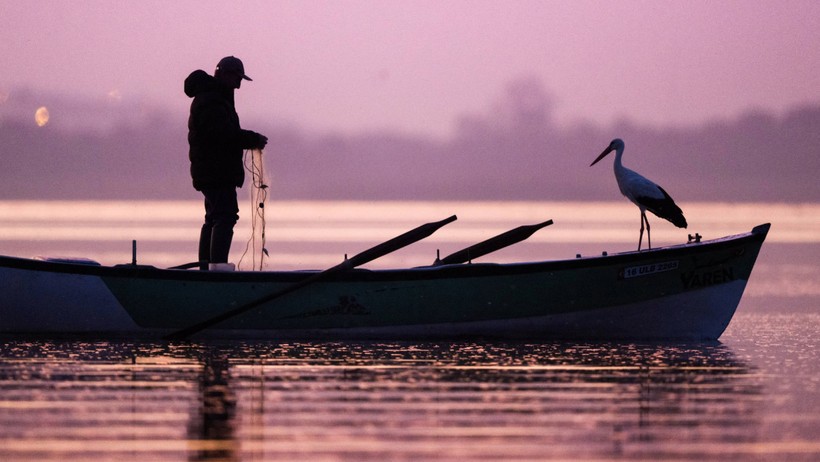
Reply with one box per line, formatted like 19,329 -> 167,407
1,201 -> 819,461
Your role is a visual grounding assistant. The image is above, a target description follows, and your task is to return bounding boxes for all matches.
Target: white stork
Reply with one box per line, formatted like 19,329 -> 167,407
590,138 -> 687,250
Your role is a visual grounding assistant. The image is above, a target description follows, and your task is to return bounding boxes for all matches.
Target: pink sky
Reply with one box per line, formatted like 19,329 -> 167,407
2,0 -> 819,137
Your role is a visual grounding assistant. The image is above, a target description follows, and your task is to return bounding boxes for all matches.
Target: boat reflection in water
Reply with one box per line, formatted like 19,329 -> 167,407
0,340 -> 763,461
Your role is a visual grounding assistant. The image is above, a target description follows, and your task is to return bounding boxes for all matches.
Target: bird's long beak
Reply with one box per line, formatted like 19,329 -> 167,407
590,146 -> 613,167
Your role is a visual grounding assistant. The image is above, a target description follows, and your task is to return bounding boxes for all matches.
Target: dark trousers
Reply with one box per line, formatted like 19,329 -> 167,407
198,187 -> 239,268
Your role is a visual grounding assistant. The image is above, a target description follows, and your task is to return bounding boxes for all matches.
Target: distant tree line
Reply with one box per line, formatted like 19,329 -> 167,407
1,80 -> 818,202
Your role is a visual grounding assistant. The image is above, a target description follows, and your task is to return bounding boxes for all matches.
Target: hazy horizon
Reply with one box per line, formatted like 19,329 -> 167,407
2,76 -> 819,203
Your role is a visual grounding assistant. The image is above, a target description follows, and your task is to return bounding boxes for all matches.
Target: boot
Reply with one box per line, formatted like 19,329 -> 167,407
210,226 -> 234,265
198,225 -> 212,270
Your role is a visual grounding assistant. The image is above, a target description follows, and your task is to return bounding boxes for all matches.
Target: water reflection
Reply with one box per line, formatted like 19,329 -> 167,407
189,352 -> 237,461
0,340 -> 767,461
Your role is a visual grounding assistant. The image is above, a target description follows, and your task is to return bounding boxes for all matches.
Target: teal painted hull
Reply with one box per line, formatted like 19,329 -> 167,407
0,224 -> 770,340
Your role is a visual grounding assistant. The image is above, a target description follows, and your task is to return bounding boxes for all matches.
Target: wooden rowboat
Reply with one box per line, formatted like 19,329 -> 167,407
0,220 -> 770,340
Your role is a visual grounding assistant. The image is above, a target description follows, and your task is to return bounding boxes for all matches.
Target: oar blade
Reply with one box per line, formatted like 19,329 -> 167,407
346,215 -> 457,268
436,219 -> 553,266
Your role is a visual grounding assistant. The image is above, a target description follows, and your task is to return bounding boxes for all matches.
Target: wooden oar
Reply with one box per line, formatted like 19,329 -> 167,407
165,214 -> 457,340
434,219 -> 553,266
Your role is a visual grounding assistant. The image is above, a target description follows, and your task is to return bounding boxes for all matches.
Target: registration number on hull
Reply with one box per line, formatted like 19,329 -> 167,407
620,261 -> 679,279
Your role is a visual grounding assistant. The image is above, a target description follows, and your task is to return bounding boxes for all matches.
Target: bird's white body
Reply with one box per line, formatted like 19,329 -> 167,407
591,139 -> 687,250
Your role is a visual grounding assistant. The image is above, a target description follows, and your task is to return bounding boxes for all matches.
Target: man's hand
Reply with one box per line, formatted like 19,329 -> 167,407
257,133 -> 268,150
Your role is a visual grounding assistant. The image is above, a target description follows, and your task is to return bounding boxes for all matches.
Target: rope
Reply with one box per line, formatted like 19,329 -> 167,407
239,148 -> 268,270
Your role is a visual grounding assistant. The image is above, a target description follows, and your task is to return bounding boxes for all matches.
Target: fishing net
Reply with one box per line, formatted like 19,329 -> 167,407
239,148 -> 269,270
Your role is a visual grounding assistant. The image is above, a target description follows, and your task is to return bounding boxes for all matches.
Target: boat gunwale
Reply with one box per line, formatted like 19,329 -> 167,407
0,223 -> 770,283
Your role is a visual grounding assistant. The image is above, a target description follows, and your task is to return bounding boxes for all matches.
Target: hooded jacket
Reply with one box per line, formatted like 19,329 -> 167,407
184,69 -> 260,190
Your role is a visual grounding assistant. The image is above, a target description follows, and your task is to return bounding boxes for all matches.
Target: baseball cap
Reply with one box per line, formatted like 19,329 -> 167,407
216,56 -> 252,81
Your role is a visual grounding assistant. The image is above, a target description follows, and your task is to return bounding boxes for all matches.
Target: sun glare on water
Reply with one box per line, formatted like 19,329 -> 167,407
0,200 -> 817,270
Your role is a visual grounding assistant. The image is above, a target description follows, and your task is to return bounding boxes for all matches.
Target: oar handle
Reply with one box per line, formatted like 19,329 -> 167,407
436,219 -> 553,266
165,214 -> 457,340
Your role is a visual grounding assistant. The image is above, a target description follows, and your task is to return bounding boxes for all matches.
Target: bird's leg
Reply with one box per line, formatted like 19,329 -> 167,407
638,212 -> 645,251
645,214 -> 652,249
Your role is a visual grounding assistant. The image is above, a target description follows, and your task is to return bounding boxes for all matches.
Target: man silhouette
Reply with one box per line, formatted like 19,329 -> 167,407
185,56 -> 268,270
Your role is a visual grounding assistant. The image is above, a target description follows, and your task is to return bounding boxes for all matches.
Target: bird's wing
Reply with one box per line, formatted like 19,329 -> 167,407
637,186 -> 688,228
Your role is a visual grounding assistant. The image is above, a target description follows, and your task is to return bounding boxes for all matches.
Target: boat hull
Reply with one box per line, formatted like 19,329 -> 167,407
0,224 -> 770,340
